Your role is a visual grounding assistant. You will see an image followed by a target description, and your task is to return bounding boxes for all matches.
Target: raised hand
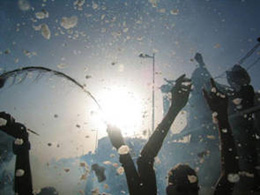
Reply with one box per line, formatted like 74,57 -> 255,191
171,74 -> 192,112
203,78 -> 228,117
107,124 -> 125,150
0,112 -> 18,138
0,112 -> 29,140
0,112 -> 15,127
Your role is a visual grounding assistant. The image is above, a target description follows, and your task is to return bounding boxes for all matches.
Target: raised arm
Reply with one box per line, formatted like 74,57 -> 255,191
107,125 -> 141,195
203,79 -> 239,195
0,112 -> 33,195
141,74 -> 192,159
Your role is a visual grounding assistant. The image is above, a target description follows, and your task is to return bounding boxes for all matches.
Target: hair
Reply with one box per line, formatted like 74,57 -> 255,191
167,164 -> 199,194
37,187 -> 58,195
91,163 -> 106,182
226,64 -> 251,86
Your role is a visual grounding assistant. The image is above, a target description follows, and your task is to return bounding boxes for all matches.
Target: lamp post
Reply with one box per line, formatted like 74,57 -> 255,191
139,53 -> 155,136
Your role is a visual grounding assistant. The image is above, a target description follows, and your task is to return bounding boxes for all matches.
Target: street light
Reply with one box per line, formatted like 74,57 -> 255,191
139,53 -> 155,136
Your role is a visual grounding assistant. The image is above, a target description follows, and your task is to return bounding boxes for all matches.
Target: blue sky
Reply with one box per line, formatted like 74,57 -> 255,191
1,0 -> 260,193
0,0 -> 260,160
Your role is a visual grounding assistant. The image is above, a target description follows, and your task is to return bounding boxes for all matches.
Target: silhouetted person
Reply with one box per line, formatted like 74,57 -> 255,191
226,64 -> 259,191
203,79 -> 239,194
107,74 -> 194,195
163,78 -> 239,195
188,53 -> 218,144
180,53 -> 221,187
107,75 -> 241,195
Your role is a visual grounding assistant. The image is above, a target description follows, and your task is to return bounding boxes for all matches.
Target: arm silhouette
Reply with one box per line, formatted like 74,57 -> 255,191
0,112 -> 33,195
203,79 -> 239,195
141,74 -> 192,160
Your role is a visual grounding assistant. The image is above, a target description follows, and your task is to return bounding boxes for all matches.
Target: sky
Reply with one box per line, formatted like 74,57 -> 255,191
0,0 -> 260,167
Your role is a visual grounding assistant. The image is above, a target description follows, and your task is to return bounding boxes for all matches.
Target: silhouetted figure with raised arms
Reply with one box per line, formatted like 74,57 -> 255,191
107,75 -> 240,195
188,53 -> 217,145
226,64 -> 260,192
107,74 -> 194,195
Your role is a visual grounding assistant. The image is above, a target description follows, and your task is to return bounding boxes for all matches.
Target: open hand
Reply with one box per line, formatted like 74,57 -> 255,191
0,112 -> 17,138
0,112 -> 28,140
171,74 -> 192,112
0,112 -> 15,127
203,78 -> 228,116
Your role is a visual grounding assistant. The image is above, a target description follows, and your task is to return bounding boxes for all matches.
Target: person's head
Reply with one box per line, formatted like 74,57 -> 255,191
37,187 -> 58,195
226,64 -> 251,90
166,164 -> 199,195
194,53 -> 205,68
91,163 -> 106,182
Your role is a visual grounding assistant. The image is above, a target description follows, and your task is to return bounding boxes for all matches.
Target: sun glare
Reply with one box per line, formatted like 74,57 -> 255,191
97,87 -> 143,136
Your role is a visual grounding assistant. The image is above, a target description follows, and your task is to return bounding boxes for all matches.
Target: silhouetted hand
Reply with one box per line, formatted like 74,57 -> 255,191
203,78 -> 228,116
0,112 -> 15,126
171,74 -> 192,112
0,112 -> 17,138
0,112 -> 28,140
107,124 -> 125,150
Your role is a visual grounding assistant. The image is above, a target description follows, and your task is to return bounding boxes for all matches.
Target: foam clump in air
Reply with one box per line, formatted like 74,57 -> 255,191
18,0 -> 30,11
118,145 -> 130,155
60,16 -> 78,29
33,24 -> 51,40
212,112 -> 218,124
35,9 -> 49,19
41,24 -> 51,39
227,173 -> 240,183
74,0 -> 85,10
14,138 -> 24,145
16,169 -> 25,177
232,98 -> 242,105
0,118 -> 7,126
187,175 -> 198,183
117,166 -> 124,175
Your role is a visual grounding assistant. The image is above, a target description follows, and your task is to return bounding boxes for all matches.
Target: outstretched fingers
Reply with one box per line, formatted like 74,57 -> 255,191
186,82 -> 192,92
175,74 -> 186,84
175,75 -> 192,88
180,84 -> 192,92
0,112 -> 15,126
172,77 -> 192,95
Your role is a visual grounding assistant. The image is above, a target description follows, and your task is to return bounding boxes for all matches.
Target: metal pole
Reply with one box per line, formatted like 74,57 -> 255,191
139,53 -> 156,136
151,53 -> 155,135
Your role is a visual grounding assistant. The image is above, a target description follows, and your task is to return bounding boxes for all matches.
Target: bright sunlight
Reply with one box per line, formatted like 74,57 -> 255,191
97,87 -> 144,136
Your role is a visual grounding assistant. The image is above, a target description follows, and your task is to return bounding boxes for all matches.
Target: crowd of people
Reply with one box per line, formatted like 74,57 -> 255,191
0,53 -> 260,194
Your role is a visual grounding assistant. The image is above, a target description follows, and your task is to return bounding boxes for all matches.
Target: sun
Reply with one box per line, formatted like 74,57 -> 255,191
97,86 -> 143,136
